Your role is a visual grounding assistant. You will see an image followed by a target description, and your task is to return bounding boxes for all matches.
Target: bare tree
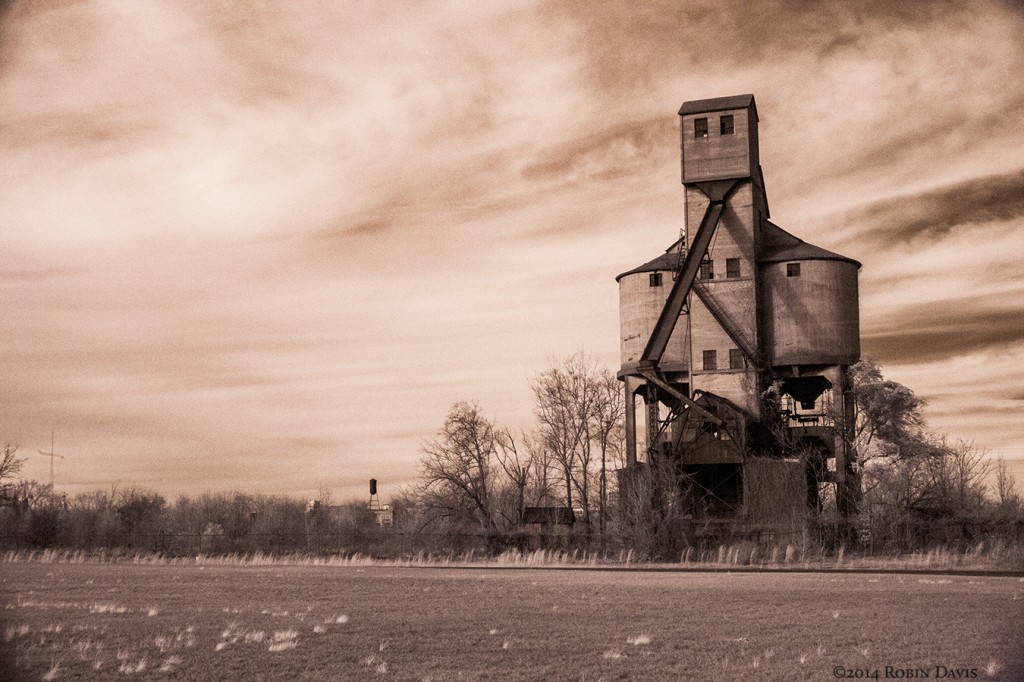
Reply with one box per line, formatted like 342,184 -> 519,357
920,439 -> 990,516
993,457 -> 1021,516
419,401 -> 501,532
531,352 -> 624,533
590,370 -> 625,533
0,443 -> 27,509
532,356 -> 588,524
522,431 -> 557,508
315,480 -> 333,508
862,433 -> 994,548
493,428 -> 532,529
1,443 -> 25,483
615,453 -> 694,559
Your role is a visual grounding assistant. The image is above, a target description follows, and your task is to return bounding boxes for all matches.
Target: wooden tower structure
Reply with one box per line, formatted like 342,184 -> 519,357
617,94 -> 861,527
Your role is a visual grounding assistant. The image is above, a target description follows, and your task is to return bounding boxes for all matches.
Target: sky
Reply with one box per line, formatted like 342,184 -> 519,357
1,0 -> 1023,503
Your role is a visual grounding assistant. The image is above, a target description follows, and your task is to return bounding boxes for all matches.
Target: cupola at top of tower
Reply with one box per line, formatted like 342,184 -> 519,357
679,94 -> 759,184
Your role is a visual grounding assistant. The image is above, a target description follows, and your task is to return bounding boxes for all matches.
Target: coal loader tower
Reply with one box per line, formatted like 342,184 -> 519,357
616,94 -> 861,537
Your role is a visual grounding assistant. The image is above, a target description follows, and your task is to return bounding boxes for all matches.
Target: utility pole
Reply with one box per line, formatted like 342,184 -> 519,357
37,429 -> 64,488
599,450 -> 606,535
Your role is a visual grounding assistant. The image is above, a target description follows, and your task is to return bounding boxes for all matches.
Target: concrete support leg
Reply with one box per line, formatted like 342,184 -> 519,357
646,384 -> 661,461
835,372 -> 860,520
624,375 -> 642,467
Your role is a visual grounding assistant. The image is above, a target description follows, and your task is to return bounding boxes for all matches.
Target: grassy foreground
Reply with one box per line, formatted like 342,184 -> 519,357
2,562 -> 1022,680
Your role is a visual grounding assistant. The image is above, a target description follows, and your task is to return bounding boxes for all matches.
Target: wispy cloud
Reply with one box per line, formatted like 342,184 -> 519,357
521,116 -> 676,183
841,169 -> 1024,246
864,298 -> 1024,364
1,0 -> 1022,496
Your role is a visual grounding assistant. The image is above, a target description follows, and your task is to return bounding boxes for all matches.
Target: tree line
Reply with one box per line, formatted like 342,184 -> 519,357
0,480 -> 393,554
1,355 -> 1021,558
843,360 -> 1022,549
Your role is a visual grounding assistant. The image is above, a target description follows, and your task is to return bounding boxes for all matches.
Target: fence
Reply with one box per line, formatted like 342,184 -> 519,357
0,529 -> 623,558
1,519 -> 1021,560
856,516 -> 1024,554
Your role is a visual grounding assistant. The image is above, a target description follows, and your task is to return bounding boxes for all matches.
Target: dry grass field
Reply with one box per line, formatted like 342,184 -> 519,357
2,562 -> 1022,680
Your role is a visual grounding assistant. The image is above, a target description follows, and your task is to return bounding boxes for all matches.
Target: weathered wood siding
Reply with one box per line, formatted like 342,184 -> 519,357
681,105 -> 759,183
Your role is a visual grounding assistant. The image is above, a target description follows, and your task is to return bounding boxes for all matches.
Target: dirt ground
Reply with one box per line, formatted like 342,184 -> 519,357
2,563 -> 1022,680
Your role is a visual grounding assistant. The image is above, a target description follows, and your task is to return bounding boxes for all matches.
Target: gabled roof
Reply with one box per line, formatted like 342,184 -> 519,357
759,221 -> 861,267
678,94 -> 757,120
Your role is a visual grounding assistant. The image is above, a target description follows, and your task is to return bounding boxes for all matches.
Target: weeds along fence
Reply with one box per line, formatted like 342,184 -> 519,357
0,508 -> 819,559
4,537 -> 1022,571
0,529 -> 802,565
1,515 -> 1021,565
0,529 -> 624,558
855,517 -> 1024,554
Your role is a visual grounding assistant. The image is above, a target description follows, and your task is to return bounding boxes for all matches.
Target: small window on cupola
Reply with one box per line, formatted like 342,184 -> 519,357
694,118 -> 708,138
649,272 -> 663,287
787,262 -> 801,277
721,115 -> 734,135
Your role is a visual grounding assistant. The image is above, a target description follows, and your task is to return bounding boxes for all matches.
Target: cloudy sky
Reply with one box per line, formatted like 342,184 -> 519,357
2,0 -> 1023,502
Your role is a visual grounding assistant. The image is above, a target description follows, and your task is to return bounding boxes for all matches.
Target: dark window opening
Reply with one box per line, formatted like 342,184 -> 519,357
702,350 -> 717,371
649,272 -> 662,287
787,262 -> 801,277
720,115 -> 734,135
729,348 -> 744,369
694,117 -> 708,138
726,258 -> 741,278
699,259 -> 714,280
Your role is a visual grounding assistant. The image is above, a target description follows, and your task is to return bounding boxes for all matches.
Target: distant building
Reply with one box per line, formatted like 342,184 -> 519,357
370,503 -> 394,527
368,479 -> 393,526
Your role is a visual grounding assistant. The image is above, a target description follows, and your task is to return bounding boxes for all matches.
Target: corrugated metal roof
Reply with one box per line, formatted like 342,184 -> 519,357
758,221 -> 861,267
678,94 -> 757,119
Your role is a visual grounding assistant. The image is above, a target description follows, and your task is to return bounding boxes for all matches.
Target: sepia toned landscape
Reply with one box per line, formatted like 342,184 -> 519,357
3,1 -> 1024,680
